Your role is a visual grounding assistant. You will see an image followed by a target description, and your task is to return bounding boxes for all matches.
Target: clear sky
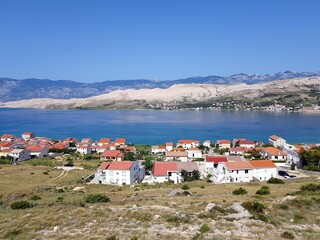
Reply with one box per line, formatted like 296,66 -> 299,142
1,0 -> 320,82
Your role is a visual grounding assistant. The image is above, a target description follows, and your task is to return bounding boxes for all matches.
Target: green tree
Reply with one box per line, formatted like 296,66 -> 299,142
124,152 -> 135,161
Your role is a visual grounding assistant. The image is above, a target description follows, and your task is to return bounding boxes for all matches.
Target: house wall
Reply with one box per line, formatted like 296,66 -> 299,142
252,168 -> 277,181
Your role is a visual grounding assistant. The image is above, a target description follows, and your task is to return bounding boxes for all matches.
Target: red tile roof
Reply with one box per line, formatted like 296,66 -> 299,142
99,138 -> 110,143
239,140 -> 255,145
230,147 -> 244,152
166,151 -> 188,157
166,142 -> 173,146
101,150 -> 121,158
25,146 -> 45,152
115,138 -> 126,144
249,160 -> 276,168
178,139 -> 198,144
217,139 -> 231,144
99,162 -> 111,170
152,162 -> 177,176
108,161 -> 133,170
262,147 -> 286,156
224,161 -> 253,170
206,156 -> 228,164
269,135 -> 280,141
1,134 -> 14,139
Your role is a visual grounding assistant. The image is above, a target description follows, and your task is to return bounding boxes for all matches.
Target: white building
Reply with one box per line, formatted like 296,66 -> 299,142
22,132 -> 35,140
76,143 -> 91,155
97,161 -> 144,185
25,146 -> 49,158
261,147 -> 287,161
166,151 -> 189,162
230,147 -> 244,155
177,139 -> 200,149
186,148 -> 202,159
250,160 -> 277,181
1,134 -> 15,142
239,140 -> 256,149
203,140 -> 211,148
9,149 -> 31,161
166,142 -> 173,152
151,145 -> 166,154
269,135 -> 286,147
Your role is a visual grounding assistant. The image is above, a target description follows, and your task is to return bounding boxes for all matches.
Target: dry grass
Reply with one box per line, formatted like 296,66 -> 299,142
0,163 -> 320,239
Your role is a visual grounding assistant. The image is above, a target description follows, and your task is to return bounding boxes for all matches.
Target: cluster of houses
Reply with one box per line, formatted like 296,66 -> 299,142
1,132 -> 318,186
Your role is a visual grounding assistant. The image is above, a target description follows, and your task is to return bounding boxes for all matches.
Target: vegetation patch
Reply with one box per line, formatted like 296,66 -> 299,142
29,195 -> 41,201
84,194 -> 110,204
232,187 -> 247,195
10,201 -> 34,210
199,224 -> 210,233
256,186 -> 270,195
181,184 -> 190,190
267,177 -> 284,184
281,231 -> 295,239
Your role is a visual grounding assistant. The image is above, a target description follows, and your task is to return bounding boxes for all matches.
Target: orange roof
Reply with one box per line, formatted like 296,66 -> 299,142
158,145 -> 166,149
188,147 -> 200,150
22,132 -> 34,135
25,146 -> 45,152
101,150 -> 121,157
115,138 -> 126,144
239,140 -> 255,145
99,162 -> 111,170
249,160 -> 276,168
166,151 -> 188,157
206,156 -> 228,164
152,162 -> 177,176
99,138 -> 110,143
108,161 -> 133,170
224,161 -> 253,170
262,147 -> 286,156
174,147 -> 185,151
166,142 -> 173,146
1,134 -> 14,139
217,139 -> 231,144
178,139 -> 198,144
230,147 -> 244,151
269,135 -> 280,141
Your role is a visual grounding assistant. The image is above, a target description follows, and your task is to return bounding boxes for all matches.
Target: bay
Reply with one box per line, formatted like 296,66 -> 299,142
0,108 -> 319,144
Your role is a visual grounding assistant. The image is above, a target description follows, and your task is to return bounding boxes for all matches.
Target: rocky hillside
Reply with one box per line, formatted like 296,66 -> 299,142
1,71 -> 320,101
1,77 -> 319,109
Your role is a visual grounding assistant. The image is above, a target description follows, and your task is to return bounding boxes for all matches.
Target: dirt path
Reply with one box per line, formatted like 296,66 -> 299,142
49,170 -> 69,182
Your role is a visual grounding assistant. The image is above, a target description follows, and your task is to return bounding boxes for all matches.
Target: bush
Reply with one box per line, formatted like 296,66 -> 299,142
181,184 -> 190,190
256,186 -> 270,195
56,196 -> 64,202
242,201 -> 265,213
84,194 -> 110,203
300,183 -> 320,192
281,231 -> 295,239
232,187 -> 247,195
166,215 -> 180,223
267,177 -> 285,184
10,201 -> 33,210
199,224 -> 210,233
29,195 -> 41,201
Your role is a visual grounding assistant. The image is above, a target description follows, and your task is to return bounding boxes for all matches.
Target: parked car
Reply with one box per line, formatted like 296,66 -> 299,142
278,170 -> 290,178
64,163 -> 74,167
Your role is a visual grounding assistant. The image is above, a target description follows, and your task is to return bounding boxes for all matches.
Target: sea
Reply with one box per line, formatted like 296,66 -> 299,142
0,108 -> 319,145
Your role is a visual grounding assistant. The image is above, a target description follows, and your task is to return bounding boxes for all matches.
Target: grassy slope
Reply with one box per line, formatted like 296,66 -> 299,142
0,163 -> 320,239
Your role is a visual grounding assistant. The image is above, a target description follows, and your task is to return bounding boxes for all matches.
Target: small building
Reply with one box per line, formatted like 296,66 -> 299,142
177,139 -> 200,149
216,139 -> 231,149
204,156 -> 228,173
203,140 -> 211,148
22,132 -> 35,140
230,147 -> 244,155
151,145 -> 166,154
100,150 -> 124,161
166,151 -> 189,162
96,161 -> 144,185
1,134 -> 15,142
115,138 -> 126,146
0,142 -> 14,151
250,160 -> 277,181
166,142 -> 173,152
239,140 -> 256,149
261,147 -> 287,161
76,143 -> 91,155
81,138 -> 92,143
64,138 -> 78,144
214,161 -> 254,183
186,148 -> 202,159
9,149 -> 31,161
25,145 -> 49,158
268,135 -> 286,147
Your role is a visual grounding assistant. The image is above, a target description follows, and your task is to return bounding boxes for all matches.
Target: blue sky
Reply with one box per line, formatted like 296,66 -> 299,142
1,0 -> 320,82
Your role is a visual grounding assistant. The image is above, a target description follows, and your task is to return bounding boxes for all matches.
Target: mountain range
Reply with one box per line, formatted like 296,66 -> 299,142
1,71 -> 320,102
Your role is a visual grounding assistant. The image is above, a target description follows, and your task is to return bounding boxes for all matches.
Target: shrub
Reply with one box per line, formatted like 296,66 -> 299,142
279,204 -> 289,210
84,194 -> 110,203
4,229 -> 22,238
199,224 -> 210,233
43,171 -> 49,175
56,196 -> 64,202
256,186 -> 270,195
267,177 -> 284,184
106,235 -> 118,240
10,201 -> 33,210
232,187 -> 247,195
181,184 -> 190,190
293,213 -> 304,222
200,185 -> 205,189
242,201 -> 265,213
166,215 -> 180,223
281,231 -> 295,239
300,183 -> 320,192
29,195 -> 41,201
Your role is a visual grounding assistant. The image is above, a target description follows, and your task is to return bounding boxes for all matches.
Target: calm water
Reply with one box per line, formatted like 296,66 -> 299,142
0,108 -> 319,144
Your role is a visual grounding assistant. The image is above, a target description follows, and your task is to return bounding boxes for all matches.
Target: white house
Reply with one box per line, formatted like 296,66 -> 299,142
216,139 -> 231,149
76,143 -> 91,155
151,161 -> 199,184
269,135 -> 286,147
204,156 -> 228,173
100,150 -> 124,161
203,140 -> 211,148
25,146 -> 49,158
151,145 -> 166,154
1,134 -> 15,142
166,151 -> 189,162
177,139 -> 200,149
22,132 -> 35,140
97,161 -> 144,185
230,147 -> 245,155
9,149 -> 31,161
186,148 -> 202,159
261,147 -> 287,161
166,142 -> 173,152
250,160 -> 277,181
239,140 -> 256,149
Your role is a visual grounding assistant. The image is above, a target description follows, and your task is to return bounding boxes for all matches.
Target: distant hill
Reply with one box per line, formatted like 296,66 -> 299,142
0,71 -> 320,101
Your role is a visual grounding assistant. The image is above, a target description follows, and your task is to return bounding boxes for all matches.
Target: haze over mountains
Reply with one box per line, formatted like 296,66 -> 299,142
1,71 -> 320,102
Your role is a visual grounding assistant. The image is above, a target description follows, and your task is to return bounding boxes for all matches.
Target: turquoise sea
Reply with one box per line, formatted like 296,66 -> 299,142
0,108 -> 319,144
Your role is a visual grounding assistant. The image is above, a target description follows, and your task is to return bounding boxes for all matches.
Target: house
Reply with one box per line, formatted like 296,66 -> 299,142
81,138 -> 92,143
96,161 -> 144,185
230,147 -> 245,155
166,151 -> 189,162
115,138 -> 126,146
261,147 -> 287,161
9,149 -> 31,161
22,132 -> 35,140
151,161 -> 199,184
125,146 -> 136,153
25,145 -> 49,158
233,138 -> 246,146
214,161 -> 254,183
239,140 -> 256,149
268,135 -> 286,147
151,145 -> 166,154
177,139 -> 200,149
1,134 -> 15,142
186,148 -> 202,159
98,138 -> 111,146
64,138 -> 78,144
0,149 -> 14,158
76,143 -> 91,155
166,142 -> 173,152
203,140 -> 211,148
0,142 -> 14,151
204,156 -> 228,173
216,139 -> 231,149
49,142 -> 69,150
100,150 -> 124,161
250,160 -> 277,181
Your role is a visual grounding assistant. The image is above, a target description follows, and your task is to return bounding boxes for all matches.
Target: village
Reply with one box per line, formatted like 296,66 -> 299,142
1,132 -> 317,187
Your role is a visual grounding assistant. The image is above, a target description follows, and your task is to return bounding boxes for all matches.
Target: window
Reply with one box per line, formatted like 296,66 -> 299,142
122,171 -> 126,176
237,170 -> 239,174
110,171 -> 114,176
245,170 -> 249,174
